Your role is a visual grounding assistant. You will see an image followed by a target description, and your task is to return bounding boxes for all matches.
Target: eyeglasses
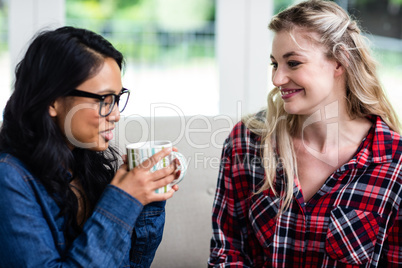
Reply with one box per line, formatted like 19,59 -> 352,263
68,88 -> 130,117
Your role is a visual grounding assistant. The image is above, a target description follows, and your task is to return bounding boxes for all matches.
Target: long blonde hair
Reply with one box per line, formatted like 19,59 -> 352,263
244,0 -> 402,212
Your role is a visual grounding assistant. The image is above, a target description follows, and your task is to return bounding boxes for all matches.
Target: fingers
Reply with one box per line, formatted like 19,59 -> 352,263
152,171 -> 177,189
172,184 -> 179,191
150,189 -> 176,202
148,185 -> 178,202
151,162 -> 184,187
120,162 -> 128,169
110,165 -> 129,186
112,148 -> 182,205
139,147 -> 172,171
175,169 -> 181,180
152,163 -> 175,178
116,164 -> 128,177
173,158 -> 180,169
122,154 -> 127,164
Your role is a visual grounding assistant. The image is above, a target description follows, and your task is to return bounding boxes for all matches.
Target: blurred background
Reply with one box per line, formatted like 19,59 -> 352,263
0,0 -> 401,119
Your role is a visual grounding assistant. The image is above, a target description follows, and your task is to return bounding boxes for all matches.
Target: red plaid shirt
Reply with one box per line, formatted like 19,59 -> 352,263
209,116 -> 402,267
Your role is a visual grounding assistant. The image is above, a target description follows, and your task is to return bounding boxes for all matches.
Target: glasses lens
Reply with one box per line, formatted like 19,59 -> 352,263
100,95 -> 115,116
118,91 -> 130,113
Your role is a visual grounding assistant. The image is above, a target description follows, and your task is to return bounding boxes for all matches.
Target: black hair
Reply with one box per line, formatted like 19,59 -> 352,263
0,26 -> 124,243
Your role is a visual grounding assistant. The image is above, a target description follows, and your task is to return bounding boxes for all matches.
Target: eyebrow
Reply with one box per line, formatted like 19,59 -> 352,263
270,51 -> 305,60
97,88 -> 122,94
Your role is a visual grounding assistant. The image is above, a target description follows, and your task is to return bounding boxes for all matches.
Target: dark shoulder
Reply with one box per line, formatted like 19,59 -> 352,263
0,152 -> 34,187
0,153 -> 29,174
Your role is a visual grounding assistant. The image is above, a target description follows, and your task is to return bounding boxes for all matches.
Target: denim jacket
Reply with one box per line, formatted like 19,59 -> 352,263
0,152 -> 165,268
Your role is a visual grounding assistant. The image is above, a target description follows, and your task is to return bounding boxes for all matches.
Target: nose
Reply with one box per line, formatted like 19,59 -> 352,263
272,66 -> 289,88
107,104 -> 120,123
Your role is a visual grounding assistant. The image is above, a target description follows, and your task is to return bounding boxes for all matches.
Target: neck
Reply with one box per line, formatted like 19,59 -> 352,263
295,106 -> 370,153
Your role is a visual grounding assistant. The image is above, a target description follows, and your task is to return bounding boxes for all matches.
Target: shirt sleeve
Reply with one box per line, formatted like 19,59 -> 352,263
380,201 -> 402,267
208,137 -> 253,268
129,201 -> 166,268
0,161 -> 144,268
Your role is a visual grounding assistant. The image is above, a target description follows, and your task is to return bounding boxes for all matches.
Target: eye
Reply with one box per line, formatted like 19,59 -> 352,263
270,62 -> 278,69
102,95 -> 114,106
288,61 -> 301,68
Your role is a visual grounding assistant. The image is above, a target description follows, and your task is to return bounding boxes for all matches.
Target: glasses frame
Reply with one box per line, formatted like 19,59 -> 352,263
68,88 -> 130,117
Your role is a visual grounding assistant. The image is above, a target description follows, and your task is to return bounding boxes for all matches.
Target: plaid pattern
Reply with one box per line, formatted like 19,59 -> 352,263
209,116 -> 402,268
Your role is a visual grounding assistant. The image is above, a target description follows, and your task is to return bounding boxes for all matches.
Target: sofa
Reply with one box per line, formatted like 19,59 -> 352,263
113,115 -> 237,268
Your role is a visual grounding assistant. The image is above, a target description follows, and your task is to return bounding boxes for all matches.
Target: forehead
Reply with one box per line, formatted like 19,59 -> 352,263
271,28 -> 326,58
78,57 -> 122,94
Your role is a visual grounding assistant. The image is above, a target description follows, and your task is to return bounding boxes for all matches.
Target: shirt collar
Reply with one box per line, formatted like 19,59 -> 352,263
355,115 -> 397,168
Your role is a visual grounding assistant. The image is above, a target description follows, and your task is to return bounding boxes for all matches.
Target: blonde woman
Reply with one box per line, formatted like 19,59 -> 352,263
209,0 -> 402,267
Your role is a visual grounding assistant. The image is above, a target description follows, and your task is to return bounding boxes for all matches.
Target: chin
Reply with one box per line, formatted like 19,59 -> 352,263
84,139 -> 109,151
283,104 -> 310,116
93,143 -> 109,151
283,107 -> 299,115
67,135 -> 110,151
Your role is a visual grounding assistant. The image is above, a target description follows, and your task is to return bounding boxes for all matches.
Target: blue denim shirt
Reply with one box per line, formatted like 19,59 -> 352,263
0,153 -> 165,267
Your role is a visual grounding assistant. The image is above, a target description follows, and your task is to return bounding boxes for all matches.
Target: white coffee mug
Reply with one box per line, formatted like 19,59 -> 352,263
126,140 -> 187,193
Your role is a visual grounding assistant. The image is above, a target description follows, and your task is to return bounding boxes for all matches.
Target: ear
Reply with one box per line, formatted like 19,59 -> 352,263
48,99 -> 61,117
334,61 -> 345,77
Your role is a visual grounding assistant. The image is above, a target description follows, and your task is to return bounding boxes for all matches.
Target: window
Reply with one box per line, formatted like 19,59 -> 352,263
345,0 -> 402,118
274,0 -> 402,119
0,0 -> 10,119
66,0 -> 218,117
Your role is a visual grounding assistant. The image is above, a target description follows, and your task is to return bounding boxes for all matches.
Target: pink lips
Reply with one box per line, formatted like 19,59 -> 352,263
100,129 -> 114,141
280,88 -> 304,99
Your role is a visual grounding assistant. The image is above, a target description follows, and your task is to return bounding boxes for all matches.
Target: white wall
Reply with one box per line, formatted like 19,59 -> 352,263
7,0 -> 274,118
216,0 -> 273,117
9,0 -> 65,69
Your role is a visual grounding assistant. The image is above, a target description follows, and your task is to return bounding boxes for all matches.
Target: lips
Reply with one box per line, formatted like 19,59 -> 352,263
100,128 -> 114,141
280,88 -> 304,99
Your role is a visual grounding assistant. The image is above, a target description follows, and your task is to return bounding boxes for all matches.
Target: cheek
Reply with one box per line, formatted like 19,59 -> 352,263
68,109 -> 101,140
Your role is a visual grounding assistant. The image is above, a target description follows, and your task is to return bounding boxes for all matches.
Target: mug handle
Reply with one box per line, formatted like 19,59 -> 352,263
170,151 -> 187,186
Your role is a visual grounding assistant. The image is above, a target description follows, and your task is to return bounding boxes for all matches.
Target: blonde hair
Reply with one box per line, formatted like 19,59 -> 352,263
244,0 -> 402,212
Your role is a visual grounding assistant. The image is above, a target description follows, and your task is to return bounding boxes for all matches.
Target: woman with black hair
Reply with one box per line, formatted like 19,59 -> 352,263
0,26 -> 179,267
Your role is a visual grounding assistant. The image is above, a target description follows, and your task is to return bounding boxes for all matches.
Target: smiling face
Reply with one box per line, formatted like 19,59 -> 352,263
49,57 -> 123,151
270,28 -> 345,116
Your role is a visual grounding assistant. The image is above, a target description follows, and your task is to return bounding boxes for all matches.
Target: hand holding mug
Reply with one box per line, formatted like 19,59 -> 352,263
111,141 -> 187,205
